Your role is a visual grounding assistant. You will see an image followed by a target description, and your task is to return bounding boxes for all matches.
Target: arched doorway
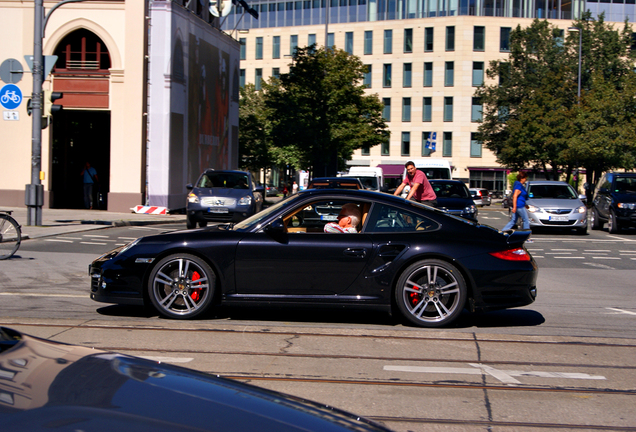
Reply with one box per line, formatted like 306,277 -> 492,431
49,29 -> 111,209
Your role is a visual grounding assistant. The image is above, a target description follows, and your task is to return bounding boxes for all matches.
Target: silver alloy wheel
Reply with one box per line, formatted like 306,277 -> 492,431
608,211 -> 619,234
590,208 -> 600,230
149,254 -> 215,319
396,259 -> 467,327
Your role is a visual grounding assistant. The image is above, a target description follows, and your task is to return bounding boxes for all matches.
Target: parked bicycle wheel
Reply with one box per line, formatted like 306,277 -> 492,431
0,214 -> 21,260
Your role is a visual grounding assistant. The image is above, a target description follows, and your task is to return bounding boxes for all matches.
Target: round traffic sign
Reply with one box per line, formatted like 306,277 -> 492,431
0,84 -> 23,110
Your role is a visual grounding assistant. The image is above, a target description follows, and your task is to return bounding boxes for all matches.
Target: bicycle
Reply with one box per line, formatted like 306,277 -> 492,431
0,210 -> 21,260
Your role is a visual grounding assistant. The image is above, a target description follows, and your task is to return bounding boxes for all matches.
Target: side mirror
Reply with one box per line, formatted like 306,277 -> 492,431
186,184 -> 193,191
265,217 -> 286,234
578,194 -> 587,202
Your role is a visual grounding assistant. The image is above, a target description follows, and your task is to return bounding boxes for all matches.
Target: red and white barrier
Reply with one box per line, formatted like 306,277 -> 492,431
132,205 -> 167,215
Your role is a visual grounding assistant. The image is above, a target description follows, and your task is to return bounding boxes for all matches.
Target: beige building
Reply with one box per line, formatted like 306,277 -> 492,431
0,0 -> 239,212
224,0 -> 626,193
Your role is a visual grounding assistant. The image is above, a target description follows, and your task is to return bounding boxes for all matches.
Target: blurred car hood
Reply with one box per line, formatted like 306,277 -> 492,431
0,327 -> 391,432
435,197 -> 473,210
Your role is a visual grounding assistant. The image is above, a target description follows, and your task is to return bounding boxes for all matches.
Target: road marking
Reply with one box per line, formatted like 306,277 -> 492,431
383,364 -> 605,384
552,249 -> 577,251
546,252 -> 572,255
593,257 -> 621,260
138,356 -> 194,364
44,239 -> 74,243
83,234 -> 110,238
585,250 -> 611,252
0,292 -> 85,298
553,256 -> 585,259
582,262 -> 615,269
606,307 -> 636,316
80,242 -> 108,245
118,237 -> 138,240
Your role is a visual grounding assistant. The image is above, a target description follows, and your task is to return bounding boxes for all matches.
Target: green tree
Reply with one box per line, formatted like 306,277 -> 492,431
265,46 -> 389,176
238,83 -> 273,172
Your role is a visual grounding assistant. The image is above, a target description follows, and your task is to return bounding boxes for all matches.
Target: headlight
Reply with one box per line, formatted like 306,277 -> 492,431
187,193 -> 199,203
238,196 -> 252,206
527,205 -> 539,213
117,238 -> 141,256
618,203 -> 636,210
576,205 -> 587,213
465,205 -> 476,214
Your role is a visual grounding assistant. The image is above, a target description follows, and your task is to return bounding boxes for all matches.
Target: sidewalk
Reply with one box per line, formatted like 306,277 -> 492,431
1,207 -> 186,240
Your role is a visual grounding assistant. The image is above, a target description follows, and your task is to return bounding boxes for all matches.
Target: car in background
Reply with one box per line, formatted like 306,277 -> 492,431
521,181 -> 588,234
429,180 -> 478,221
591,172 -> 636,233
186,170 -> 264,229
90,189 -> 537,328
470,188 -> 491,206
0,327 -> 392,432
265,184 -> 280,196
307,177 -> 363,190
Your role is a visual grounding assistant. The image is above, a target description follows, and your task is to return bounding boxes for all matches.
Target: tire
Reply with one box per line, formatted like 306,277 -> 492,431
576,225 -> 588,235
186,216 -> 196,229
148,254 -> 216,319
395,259 -> 467,328
0,214 -> 21,260
198,221 -> 208,228
590,208 -> 602,230
608,211 -> 620,234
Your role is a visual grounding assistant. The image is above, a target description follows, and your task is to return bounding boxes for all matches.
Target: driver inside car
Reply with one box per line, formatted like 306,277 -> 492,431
324,203 -> 361,233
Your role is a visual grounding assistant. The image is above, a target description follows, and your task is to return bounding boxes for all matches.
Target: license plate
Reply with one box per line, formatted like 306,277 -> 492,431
548,215 -> 568,221
321,215 -> 338,221
209,208 -> 228,214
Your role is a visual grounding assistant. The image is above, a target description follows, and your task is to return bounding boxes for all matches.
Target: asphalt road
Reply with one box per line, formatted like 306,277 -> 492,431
1,207 -> 635,431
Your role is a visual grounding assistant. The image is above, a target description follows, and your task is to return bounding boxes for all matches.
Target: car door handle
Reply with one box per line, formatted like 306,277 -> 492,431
343,248 -> 367,258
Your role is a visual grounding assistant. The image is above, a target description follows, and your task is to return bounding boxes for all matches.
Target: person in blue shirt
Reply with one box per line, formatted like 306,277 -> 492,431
81,162 -> 99,209
502,172 -> 531,240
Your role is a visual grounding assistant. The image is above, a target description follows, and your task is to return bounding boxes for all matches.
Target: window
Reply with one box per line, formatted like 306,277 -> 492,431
423,97 -> 432,122
361,145 -> 370,156
239,69 -> 246,88
239,38 -> 246,60
381,141 -> 390,156
443,132 -> 452,157
499,62 -> 510,86
500,27 -> 511,52
327,33 -> 334,48
290,35 -> 298,55
446,26 -> 455,51
255,37 -> 263,59
424,27 -> 434,52
474,26 -> 485,51
472,97 -> 482,122
383,64 -> 392,87
401,132 -> 411,156
472,62 -> 484,86
273,36 -> 280,59
363,65 -> 372,88
272,67 -> 280,80
384,30 -> 393,54
345,32 -> 354,54
255,68 -> 263,90
444,61 -> 454,87
443,97 -> 453,121
382,97 -> 391,121
422,131 -> 433,156
364,31 -> 373,54
403,63 -> 412,87
404,29 -> 413,53
402,97 -> 411,122
423,62 -> 433,87
367,203 -> 439,233
471,133 -> 482,157
308,33 -> 316,47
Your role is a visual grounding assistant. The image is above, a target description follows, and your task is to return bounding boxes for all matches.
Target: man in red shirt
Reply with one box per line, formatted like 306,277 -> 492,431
394,161 -> 437,206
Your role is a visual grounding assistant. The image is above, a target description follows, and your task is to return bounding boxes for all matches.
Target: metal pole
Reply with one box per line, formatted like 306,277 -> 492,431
27,0 -> 44,226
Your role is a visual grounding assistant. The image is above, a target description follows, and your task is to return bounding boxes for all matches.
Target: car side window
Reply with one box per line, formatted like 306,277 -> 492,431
283,199 -> 368,234
366,203 -> 439,233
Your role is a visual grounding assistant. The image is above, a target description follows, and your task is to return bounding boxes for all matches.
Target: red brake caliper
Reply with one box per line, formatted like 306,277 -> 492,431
191,271 -> 201,302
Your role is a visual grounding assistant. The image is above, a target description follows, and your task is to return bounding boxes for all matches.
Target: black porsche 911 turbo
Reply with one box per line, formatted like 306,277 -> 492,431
90,189 -> 538,328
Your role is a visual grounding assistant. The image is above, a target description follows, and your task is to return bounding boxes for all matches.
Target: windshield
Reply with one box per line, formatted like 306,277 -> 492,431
233,194 -> 300,231
614,176 -> 636,193
197,172 -> 249,189
418,168 -> 451,179
430,182 -> 470,198
355,176 -> 378,190
527,184 -> 577,199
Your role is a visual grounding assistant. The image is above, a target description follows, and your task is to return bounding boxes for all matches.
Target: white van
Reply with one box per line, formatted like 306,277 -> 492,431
404,159 -> 452,180
339,166 -> 384,192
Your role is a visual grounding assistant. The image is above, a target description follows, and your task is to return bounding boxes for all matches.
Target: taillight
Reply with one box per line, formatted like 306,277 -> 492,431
489,248 -> 531,261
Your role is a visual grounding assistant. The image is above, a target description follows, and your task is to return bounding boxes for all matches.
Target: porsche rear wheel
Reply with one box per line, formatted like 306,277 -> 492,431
148,254 -> 215,319
396,259 -> 467,328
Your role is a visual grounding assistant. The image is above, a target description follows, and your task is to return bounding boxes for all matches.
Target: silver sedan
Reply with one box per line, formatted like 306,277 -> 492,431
524,180 -> 588,234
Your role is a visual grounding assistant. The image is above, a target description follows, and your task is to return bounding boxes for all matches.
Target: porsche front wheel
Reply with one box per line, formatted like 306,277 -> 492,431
396,259 -> 467,328
148,254 -> 215,319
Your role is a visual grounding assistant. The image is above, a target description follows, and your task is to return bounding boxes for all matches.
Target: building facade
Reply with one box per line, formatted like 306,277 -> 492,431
222,0 -> 630,193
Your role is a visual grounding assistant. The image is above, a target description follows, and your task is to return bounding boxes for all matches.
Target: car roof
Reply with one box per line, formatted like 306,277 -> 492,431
526,180 -> 570,185
429,179 -> 465,184
202,169 -> 249,175
307,177 -> 363,188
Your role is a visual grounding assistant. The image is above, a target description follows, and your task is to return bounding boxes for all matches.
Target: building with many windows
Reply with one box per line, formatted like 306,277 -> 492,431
222,0 -> 631,193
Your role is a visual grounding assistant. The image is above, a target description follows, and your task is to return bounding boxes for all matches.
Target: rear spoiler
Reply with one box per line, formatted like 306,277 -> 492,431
503,229 -> 531,246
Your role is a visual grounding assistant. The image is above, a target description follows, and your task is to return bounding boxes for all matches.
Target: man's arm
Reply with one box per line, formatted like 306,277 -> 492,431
405,183 -> 420,201
394,182 -> 406,196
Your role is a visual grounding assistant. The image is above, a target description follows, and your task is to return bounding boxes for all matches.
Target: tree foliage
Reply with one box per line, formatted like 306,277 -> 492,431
239,46 -> 389,176
476,14 -> 636,189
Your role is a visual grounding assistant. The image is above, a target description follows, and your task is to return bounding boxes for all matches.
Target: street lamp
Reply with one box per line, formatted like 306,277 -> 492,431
568,26 -> 582,103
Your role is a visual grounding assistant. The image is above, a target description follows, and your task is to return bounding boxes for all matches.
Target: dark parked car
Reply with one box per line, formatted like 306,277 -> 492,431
90,189 -> 537,328
429,180 -> 478,221
307,177 -> 363,190
186,170 -> 264,229
591,172 -> 636,233
0,327 -> 392,432
265,184 -> 280,196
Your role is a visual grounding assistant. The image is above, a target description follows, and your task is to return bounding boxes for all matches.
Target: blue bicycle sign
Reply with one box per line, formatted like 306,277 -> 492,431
0,84 -> 23,110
